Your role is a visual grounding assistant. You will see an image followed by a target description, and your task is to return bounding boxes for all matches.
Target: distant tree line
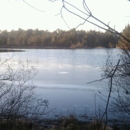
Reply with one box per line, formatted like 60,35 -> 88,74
0,28 -> 119,48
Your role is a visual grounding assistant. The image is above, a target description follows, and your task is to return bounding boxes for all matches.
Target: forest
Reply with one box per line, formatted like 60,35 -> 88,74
0,28 -> 118,48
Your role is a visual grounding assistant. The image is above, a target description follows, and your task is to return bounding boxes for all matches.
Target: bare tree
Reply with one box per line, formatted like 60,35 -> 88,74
0,57 -> 49,129
14,0 -> 130,128
47,0 -> 130,128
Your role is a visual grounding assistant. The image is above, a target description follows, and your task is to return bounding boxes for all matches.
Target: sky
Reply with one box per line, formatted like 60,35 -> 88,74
0,0 -> 130,32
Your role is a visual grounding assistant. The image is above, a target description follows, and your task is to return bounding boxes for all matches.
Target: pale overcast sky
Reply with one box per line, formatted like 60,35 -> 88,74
0,0 -> 130,32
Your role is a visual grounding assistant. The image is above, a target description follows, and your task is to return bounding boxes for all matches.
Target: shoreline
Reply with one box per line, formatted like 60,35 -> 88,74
0,45 -> 115,50
0,46 -> 118,53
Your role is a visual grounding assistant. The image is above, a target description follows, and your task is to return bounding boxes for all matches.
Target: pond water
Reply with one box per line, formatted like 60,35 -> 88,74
0,48 -> 122,120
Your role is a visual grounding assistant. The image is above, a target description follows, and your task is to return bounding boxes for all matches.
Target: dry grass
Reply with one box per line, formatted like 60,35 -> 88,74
43,115 -> 112,130
0,115 -> 129,130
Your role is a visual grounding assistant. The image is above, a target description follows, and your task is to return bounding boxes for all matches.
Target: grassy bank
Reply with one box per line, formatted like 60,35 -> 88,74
0,115 -> 129,130
0,117 -> 111,130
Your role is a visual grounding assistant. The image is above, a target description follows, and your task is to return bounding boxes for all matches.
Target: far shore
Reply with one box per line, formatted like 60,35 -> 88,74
0,48 -> 25,53
0,45 -> 115,50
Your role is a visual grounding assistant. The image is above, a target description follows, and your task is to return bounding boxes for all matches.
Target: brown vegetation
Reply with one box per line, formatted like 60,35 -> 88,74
1,115 -> 129,130
0,29 -> 117,49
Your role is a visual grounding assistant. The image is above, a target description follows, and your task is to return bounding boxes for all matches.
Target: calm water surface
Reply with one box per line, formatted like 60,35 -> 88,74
0,48 -> 122,119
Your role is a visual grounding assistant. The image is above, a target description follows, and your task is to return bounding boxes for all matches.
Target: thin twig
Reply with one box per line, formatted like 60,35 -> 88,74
23,0 -> 45,12
101,60 -> 120,130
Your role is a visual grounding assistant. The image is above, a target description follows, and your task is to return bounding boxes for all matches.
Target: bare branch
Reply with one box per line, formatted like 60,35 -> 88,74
101,60 -> 120,129
82,0 -> 92,15
23,0 -> 45,12
75,16 -> 90,29
64,1 -> 89,16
